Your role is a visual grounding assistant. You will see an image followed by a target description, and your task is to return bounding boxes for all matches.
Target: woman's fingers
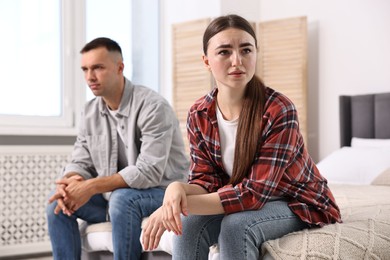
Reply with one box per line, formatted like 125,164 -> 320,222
153,227 -> 165,249
142,214 -> 166,251
163,202 -> 183,235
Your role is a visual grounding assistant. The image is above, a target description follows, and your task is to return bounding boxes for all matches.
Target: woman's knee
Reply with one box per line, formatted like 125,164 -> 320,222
219,213 -> 248,237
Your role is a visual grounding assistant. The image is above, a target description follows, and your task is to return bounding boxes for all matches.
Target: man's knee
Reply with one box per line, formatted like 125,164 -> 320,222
108,188 -> 139,218
46,191 -> 58,220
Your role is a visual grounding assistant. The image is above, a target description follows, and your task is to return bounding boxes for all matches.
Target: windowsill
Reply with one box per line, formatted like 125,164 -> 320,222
0,126 -> 78,136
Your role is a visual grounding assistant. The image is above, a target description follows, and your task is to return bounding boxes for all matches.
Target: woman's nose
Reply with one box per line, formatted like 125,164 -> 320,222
231,52 -> 242,67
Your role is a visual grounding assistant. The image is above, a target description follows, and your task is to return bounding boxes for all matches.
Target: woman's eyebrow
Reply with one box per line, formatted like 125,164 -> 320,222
215,42 -> 254,49
240,42 -> 254,48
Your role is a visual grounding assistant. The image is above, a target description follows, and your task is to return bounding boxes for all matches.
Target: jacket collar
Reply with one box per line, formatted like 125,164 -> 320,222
99,77 -> 133,118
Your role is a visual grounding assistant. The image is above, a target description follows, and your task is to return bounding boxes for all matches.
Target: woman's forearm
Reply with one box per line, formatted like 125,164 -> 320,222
181,182 -> 209,195
168,182 -> 225,215
187,192 -> 225,215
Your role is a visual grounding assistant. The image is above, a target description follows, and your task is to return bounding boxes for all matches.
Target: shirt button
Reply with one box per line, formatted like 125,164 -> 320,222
121,125 -> 125,129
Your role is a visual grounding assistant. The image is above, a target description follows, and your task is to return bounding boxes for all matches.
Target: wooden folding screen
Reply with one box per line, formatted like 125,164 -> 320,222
257,17 -> 308,143
172,18 -> 212,152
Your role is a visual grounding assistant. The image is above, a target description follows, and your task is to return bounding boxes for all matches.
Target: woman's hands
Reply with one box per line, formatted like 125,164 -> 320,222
142,181 -> 188,250
142,181 -> 217,250
142,207 -> 166,251
161,181 -> 188,235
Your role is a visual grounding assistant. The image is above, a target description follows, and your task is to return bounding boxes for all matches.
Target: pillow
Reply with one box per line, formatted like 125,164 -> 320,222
317,147 -> 390,185
371,168 -> 390,186
351,137 -> 390,148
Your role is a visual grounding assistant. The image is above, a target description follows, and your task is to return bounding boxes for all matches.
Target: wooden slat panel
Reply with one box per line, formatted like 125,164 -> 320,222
257,17 -> 308,144
172,18 -> 212,152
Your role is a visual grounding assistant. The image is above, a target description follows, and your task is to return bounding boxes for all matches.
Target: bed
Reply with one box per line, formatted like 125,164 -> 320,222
82,92 -> 390,259
261,92 -> 390,259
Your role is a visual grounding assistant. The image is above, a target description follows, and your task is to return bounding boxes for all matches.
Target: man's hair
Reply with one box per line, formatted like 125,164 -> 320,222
80,37 -> 123,57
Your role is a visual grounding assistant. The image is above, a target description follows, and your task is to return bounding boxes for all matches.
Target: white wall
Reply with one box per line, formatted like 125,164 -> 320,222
161,0 -> 390,161
258,0 -> 390,160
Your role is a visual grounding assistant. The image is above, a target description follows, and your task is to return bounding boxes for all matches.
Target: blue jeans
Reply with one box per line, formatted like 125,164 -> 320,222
46,187 -> 164,260
172,200 -> 309,260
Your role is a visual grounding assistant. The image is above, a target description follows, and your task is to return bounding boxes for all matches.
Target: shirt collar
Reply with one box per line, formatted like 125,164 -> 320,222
196,87 -> 218,115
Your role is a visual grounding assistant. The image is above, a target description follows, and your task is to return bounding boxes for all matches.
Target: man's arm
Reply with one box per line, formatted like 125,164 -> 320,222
62,109 -> 98,181
118,98 -> 179,188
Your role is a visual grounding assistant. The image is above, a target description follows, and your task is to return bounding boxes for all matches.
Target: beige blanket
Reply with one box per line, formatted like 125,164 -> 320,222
262,184 -> 390,260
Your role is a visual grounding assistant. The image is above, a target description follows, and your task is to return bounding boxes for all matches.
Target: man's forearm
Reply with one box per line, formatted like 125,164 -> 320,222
86,173 -> 128,195
64,172 -> 84,179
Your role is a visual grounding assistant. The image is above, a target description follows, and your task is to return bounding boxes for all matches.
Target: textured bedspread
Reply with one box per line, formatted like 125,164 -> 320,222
261,184 -> 390,259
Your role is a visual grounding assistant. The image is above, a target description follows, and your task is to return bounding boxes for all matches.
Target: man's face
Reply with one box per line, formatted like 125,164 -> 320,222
81,47 -> 123,97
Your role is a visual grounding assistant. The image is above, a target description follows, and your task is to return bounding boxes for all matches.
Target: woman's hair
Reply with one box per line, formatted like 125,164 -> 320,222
203,14 -> 266,186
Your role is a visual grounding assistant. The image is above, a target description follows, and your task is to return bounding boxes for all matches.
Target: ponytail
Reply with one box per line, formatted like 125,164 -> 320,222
229,75 -> 265,185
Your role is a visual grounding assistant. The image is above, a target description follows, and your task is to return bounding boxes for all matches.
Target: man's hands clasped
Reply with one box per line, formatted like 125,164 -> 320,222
48,174 -> 91,216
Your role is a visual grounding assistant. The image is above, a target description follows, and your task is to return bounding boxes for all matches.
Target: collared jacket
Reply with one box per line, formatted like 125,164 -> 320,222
187,87 -> 341,227
64,78 -> 189,192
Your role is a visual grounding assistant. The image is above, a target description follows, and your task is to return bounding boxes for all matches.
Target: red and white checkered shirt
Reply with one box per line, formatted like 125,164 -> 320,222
186,87 -> 341,226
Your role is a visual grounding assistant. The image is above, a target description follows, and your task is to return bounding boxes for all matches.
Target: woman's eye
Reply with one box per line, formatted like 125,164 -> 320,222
242,48 -> 252,54
218,50 -> 230,55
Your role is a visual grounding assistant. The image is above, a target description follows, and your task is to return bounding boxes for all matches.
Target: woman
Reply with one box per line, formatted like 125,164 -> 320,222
143,14 -> 341,259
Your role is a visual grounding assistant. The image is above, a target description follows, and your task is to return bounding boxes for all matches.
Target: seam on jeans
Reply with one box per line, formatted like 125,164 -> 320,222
243,214 -> 297,259
195,215 -> 222,260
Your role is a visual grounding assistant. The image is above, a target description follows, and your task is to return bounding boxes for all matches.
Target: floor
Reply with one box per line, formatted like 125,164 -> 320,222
1,254 -> 52,260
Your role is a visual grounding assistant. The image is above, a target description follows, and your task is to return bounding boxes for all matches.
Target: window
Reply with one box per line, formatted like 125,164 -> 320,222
0,0 -> 159,135
0,0 -> 70,131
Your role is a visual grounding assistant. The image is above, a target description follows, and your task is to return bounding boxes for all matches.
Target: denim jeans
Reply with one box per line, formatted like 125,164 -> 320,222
172,199 -> 309,260
46,187 -> 164,260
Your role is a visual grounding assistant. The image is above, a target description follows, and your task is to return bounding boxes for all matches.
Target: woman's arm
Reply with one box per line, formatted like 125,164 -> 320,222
187,192 -> 224,215
142,181 -> 225,251
165,182 -> 225,217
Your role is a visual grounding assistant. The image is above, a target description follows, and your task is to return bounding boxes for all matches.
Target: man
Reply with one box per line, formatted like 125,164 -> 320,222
46,37 -> 189,260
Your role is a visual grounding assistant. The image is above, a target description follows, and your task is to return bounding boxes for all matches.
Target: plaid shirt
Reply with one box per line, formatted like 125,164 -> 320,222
187,87 -> 341,226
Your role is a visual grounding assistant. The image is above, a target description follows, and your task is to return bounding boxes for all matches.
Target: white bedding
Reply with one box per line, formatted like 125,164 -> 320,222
317,146 -> 390,185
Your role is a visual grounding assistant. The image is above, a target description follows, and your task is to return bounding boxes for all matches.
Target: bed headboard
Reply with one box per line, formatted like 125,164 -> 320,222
339,92 -> 390,147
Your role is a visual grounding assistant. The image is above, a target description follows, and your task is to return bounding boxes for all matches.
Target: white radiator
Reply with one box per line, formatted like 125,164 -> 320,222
0,145 -> 73,257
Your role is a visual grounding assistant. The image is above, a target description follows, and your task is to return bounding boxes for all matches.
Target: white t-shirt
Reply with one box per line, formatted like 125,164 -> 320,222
107,107 -> 128,171
216,106 -> 238,177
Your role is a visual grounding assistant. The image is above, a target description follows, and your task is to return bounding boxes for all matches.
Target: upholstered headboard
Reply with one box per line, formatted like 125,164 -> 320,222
339,92 -> 390,147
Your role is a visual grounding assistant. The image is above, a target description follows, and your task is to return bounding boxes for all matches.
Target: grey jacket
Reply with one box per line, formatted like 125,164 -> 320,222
63,78 -> 189,191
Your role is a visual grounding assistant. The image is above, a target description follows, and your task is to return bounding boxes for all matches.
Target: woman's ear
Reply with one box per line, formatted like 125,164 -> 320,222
202,55 -> 211,71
